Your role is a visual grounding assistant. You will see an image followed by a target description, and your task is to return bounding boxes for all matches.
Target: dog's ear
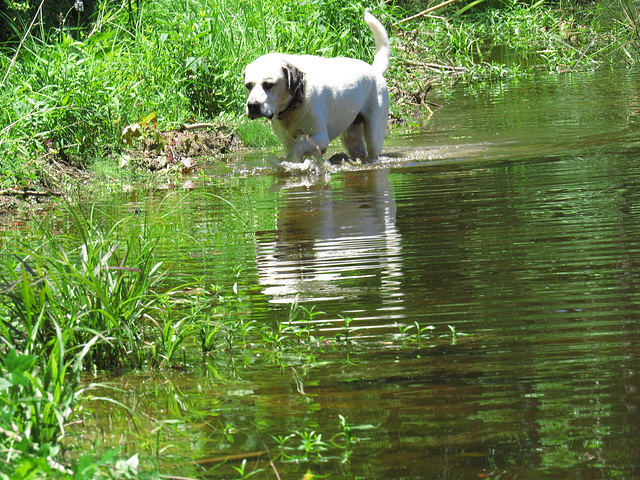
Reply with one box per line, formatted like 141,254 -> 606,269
282,62 -> 304,99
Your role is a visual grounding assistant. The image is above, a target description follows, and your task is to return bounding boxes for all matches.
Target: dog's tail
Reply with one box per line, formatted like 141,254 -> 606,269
365,11 -> 390,75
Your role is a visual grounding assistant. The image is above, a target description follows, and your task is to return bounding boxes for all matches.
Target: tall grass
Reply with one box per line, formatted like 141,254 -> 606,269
0,0 -> 391,186
594,0 -> 640,62
0,198 -> 208,477
0,200 -> 200,369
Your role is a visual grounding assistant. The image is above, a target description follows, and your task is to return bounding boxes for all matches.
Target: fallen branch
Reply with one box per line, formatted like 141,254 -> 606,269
262,440 -> 281,480
395,0 -> 458,25
402,58 -> 469,74
0,189 -> 63,198
193,450 -> 267,466
182,123 -> 218,131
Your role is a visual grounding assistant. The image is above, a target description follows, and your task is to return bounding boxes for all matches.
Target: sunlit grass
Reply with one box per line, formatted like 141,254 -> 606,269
0,0 -> 389,180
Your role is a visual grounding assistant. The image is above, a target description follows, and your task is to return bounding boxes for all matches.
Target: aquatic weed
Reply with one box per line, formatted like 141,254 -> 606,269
271,433 -> 296,460
443,324 -> 472,345
338,314 -> 356,345
394,322 -> 415,346
232,458 -> 264,479
156,314 -> 195,368
198,319 -> 222,353
332,414 -> 353,450
237,318 -> 258,345
295,430 -> 330,461
413,321 -> 436,348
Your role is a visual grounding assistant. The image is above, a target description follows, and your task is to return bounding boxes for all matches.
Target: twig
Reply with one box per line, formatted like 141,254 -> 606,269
183,123 -> 218,131
1,0 -> 46,88
395,0 -> 458,25
402,58 -> 469,73
193,451 -> 266,466
570,39 -> 595,71
262,440 -> 281,480
159,476 -> 199,480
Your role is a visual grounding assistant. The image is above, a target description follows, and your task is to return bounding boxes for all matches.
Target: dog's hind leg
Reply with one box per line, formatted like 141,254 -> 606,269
340,115 -> 367,160
363,116 -> 388,161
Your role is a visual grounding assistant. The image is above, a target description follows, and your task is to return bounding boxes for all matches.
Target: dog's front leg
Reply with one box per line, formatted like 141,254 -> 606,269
286,130 -> 329,163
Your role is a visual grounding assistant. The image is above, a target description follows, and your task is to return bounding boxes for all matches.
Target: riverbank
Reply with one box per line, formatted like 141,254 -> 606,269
0,0 -> 634,211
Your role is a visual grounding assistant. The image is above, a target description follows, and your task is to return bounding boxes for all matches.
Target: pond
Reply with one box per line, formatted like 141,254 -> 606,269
9,67 -> 640,479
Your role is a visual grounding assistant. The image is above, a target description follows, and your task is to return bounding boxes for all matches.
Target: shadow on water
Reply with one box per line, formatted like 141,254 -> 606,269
8,67 -> 640,478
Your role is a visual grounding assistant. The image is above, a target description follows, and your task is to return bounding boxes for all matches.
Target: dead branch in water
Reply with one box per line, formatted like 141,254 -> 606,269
395,0 -> 458,25
0,189 -> 63,198
401,58 -> 469,74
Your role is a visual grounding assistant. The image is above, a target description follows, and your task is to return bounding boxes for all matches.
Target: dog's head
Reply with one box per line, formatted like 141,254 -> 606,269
243,54 -> 304,120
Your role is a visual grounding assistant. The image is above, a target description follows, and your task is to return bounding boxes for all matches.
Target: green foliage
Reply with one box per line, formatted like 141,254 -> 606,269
0,198 -> 213,478
593,0 -> 640,62
0,0 -> 391,186
399,0 -> 581,73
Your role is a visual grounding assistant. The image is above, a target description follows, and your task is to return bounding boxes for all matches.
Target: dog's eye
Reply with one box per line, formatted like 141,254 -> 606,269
262,81 -> 275,91
245,82 -> 254,91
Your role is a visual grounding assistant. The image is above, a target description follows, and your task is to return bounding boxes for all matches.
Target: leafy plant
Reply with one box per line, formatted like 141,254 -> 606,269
338,314 -> 355,345
413,321 -> 435,348
294,430 -> 330,461
232,458 -> 264,479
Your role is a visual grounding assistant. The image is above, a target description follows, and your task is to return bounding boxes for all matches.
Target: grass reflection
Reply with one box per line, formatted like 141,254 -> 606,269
0,198 -> 466,479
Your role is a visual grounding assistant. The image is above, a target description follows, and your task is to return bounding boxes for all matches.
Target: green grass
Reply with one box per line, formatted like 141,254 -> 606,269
0,0 -> 391,187
0,199 -> 205,369
236,120 -> 280,150
0,198 -> 206,477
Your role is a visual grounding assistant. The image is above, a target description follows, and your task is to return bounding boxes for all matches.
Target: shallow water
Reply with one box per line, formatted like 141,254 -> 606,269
10,67 -> 640,478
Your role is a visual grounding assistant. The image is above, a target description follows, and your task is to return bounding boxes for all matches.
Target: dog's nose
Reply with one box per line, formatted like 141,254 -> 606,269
247,101 -> 262,118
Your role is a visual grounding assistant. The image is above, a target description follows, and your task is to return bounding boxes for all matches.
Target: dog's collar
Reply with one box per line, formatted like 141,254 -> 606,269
275,74 -> 305,120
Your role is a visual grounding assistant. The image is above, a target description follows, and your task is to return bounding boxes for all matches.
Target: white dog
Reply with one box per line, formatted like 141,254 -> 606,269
243,11 -> 390,164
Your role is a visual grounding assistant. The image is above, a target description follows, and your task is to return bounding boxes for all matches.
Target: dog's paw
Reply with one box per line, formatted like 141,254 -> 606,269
327,153 -> 363,167
328,153 -> 349,165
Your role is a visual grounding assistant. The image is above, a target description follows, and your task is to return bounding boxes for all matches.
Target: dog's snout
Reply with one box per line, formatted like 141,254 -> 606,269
247,101 -> 262,119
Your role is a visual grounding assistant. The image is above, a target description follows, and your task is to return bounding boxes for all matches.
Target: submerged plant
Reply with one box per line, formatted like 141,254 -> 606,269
332,414 -> 354,450
338,314 -> 356,345
232,458 -> 264,479
157,315 -> 195,368
295,430 -> 330,461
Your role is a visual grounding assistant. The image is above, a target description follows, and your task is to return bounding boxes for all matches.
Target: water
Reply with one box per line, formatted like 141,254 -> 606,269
8,68 -> 640,478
